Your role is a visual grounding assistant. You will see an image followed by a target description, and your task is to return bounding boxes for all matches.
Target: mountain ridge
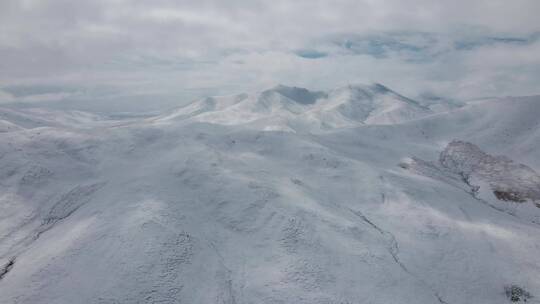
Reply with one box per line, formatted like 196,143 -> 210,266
155,83 -> 435,131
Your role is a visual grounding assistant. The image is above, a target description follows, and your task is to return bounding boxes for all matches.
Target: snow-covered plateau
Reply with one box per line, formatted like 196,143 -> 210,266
1,84 -> 539,303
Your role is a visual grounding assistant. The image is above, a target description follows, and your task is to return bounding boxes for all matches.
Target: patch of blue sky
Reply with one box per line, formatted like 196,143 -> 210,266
294,49 -> 328,59
454,33 -> 538,50
330,32 -> 436,62
325,31 -> 539,63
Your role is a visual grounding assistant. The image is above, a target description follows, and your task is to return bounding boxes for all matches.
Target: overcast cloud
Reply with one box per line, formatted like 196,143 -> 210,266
1,0 -> 539,111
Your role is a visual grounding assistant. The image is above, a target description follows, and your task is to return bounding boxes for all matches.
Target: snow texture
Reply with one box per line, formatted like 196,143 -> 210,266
0,84 -> 539,304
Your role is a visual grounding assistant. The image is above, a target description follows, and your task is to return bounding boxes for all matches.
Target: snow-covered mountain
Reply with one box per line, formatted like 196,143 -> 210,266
155,83 -> 433,131
0,84 -> 539,304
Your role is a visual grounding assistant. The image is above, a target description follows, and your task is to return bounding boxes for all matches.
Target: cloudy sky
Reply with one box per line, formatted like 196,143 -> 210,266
1,0 -> 539,111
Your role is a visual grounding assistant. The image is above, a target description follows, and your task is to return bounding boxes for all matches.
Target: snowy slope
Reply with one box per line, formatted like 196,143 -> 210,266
0,107 -> 106,129
0,85 -> 539,304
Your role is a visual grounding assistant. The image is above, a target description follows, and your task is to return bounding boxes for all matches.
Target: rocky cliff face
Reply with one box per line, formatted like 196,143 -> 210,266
440,140 -> 540,204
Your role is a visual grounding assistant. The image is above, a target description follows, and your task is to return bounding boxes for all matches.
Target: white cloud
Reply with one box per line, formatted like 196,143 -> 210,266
0,0 -> 539,110
0,89 -> 14,104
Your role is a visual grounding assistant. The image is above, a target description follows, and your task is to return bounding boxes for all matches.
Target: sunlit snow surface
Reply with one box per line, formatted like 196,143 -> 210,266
0,85 -> 539,304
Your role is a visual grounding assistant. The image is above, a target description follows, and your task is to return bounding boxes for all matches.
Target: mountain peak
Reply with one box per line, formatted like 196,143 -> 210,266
333,82 -> 393,95
263,85 -> 326,105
